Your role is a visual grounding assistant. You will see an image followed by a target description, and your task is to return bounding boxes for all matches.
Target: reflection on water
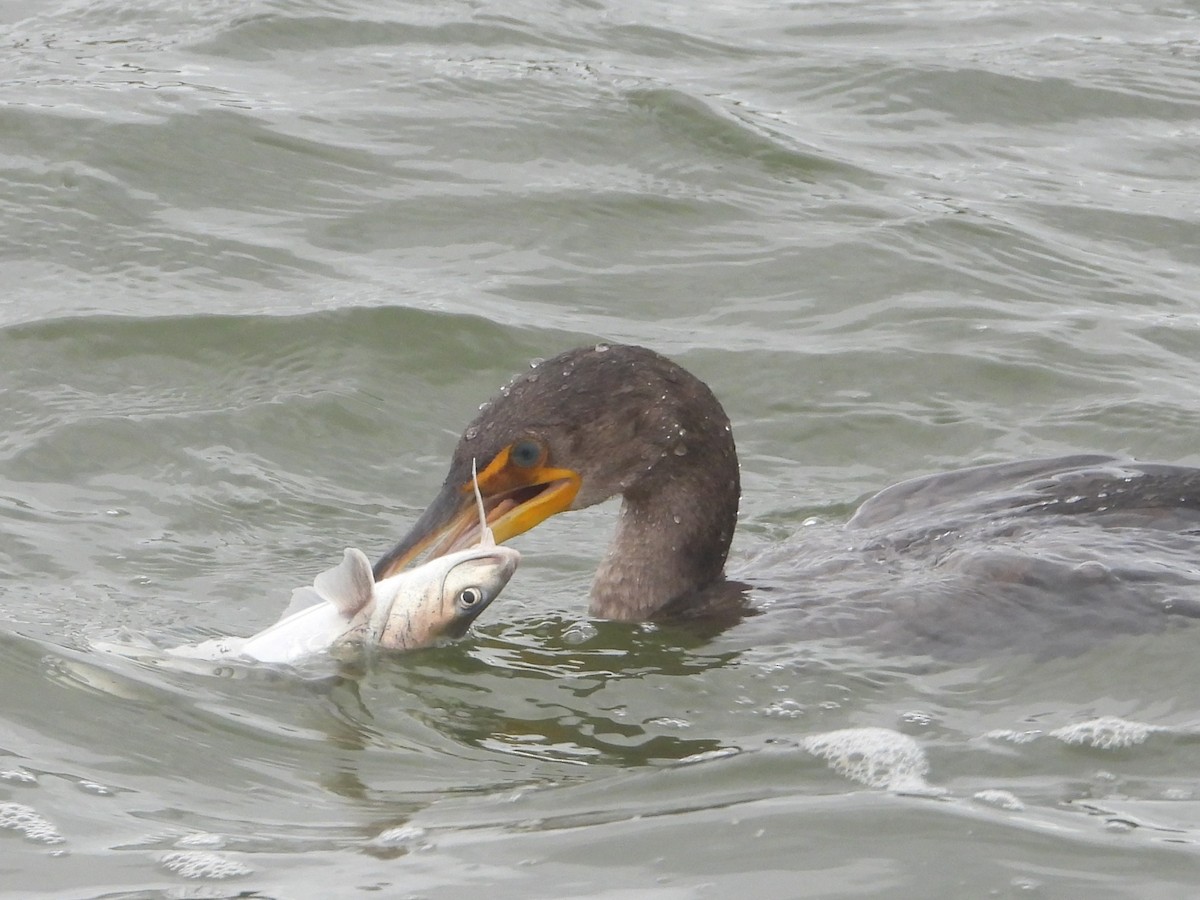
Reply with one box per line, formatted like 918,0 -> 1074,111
401,620 -> 742,767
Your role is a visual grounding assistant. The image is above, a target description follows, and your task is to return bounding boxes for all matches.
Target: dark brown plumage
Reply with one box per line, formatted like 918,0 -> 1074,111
374,344 -> 740,619
375,343 -> 1200,653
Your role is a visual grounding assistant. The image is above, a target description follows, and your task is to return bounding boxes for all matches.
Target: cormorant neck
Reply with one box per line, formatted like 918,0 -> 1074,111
588,418 -> 739,620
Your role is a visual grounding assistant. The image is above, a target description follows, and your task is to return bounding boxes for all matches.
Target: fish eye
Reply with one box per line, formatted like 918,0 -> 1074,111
509,439 -> 543,468
458,587 -> 484,607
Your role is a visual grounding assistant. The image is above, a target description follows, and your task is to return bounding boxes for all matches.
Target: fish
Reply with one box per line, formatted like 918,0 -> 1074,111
169,543 -> 519,665
170,460 -> 520,665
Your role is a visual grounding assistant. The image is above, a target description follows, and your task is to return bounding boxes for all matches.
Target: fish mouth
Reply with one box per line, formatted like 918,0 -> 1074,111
373,466 -> 579,581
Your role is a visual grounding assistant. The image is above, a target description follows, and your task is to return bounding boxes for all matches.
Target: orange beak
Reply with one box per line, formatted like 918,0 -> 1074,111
373,449 -> 581,581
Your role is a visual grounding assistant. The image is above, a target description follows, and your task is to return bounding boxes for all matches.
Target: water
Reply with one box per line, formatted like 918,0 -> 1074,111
3,0 -> 1200,896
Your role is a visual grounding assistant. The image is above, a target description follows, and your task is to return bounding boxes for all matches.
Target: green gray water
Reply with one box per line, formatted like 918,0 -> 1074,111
3,1 -> 1200,897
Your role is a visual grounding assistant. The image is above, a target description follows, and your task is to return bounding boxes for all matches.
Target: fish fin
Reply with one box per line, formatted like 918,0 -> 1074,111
312,548 -> 376,618
279,585 -> 326,619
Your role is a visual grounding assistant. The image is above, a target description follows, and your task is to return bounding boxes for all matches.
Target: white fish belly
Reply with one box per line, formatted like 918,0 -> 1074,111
171,603 -> 352,665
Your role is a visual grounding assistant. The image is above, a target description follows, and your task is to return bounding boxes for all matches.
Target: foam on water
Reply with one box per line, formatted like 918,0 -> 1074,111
365,824 -> 433,854
175,832 -> 228,850
1050,716 -> 1161,750
973,789 -> 1026,811
0,802 -> 65,845
159,850 -> 252,880
802,727 -> 937,793
983,729 -> 1043,745
0,769 -> 38,786
674,747 -> 741,766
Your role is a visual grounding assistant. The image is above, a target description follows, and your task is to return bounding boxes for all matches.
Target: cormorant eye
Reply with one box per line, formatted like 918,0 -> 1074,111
509,439 -> 543,468
458,587 -> 483,607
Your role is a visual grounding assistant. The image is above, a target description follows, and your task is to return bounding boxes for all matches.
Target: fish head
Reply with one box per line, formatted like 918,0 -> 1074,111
373,543 -> 521,650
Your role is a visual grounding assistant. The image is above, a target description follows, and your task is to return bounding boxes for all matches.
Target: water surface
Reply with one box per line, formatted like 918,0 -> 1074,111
3,0 -> 1200,897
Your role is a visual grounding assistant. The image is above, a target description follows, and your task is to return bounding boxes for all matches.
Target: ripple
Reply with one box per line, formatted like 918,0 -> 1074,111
2,0 -> 1200,895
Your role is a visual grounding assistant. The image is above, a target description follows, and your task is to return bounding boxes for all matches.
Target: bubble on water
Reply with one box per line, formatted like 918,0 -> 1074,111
0,769 -> 38,786
1051,716 -> 1159,750
562,621 -> 597,644
899,710 -> 936,730
0,803 -> 65,845
1010,876 -> 1043,892
762,699 -> 805,718
802,727 -> 936,793
973,789 -> 1025,811
77,780 -> 113,796
1073,560 -> 1111,582
159,850 -> 251,879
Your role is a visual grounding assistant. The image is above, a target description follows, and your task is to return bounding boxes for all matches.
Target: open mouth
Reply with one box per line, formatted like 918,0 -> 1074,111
433,479 -> 575,556
374,462 -> 580,582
